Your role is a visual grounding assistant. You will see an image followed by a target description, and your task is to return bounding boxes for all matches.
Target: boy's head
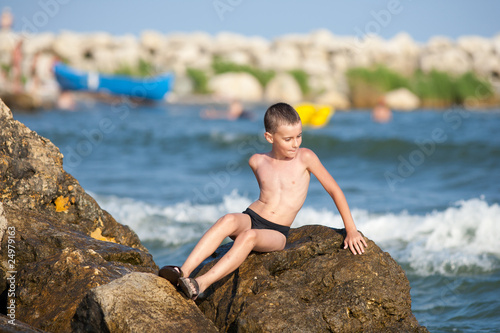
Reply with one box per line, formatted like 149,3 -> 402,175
264,103 -> 301,134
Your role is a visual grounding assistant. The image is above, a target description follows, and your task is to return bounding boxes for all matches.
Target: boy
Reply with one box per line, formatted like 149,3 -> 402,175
160,102 -> 367,300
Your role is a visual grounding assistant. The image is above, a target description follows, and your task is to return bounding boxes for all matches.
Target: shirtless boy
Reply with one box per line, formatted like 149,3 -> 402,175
160,102 -> 367,300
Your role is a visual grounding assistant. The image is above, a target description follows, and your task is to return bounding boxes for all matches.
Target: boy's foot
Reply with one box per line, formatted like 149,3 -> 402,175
178,277 -> 199,300
158,266 -> 183,286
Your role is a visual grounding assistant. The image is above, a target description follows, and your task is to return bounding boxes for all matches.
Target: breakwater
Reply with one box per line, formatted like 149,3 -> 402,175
0,29 -> 499,109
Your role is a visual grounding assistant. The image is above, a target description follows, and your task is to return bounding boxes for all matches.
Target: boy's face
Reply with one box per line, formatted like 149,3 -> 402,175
265,121 -> 302,159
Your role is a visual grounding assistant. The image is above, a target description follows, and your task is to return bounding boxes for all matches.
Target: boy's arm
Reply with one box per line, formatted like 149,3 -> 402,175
303,149 -> 368,255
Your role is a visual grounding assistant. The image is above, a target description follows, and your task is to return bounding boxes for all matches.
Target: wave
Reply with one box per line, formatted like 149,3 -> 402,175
92,191 -> 500,277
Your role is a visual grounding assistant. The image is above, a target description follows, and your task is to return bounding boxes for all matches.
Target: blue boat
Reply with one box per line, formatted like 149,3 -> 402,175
53,62 -> 174,101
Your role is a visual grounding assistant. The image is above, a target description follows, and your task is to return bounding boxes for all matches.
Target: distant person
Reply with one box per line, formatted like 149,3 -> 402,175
372,98 -> 392,123
57,91 -> 76,110
160,102 -> 367,300
11,39 -> 23,93
1,7 -> 13,31
201,100 -> 253,120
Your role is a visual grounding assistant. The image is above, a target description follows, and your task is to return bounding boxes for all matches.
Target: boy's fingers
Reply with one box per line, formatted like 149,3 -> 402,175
350,243 -> 358,255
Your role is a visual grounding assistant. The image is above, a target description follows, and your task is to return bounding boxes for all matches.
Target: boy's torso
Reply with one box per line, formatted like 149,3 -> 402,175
248,148 -> 310,227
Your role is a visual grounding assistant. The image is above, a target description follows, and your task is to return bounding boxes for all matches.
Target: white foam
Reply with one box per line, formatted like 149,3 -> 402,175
93,191 -> 500,276
93,190 -> 251,247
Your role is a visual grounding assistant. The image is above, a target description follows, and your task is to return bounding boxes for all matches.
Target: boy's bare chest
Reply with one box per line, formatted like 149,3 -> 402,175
258,162 -> 309,189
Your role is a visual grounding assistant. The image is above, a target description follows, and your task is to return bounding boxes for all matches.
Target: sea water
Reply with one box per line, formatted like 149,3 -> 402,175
14,102 -> 500,332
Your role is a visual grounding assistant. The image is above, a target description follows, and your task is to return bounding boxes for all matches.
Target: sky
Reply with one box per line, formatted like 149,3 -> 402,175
1,0 -> 499,42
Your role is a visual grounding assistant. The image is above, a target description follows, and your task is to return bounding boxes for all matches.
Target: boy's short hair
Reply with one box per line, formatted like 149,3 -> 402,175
264,103 -> 301,133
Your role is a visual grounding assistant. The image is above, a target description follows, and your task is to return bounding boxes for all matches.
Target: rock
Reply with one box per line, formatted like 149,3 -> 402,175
209,72 -> 263,102
0,99 -> 157,332
265,73 -> 302,103
302,48 -> 331,75
330,53 -> 350,74
420,47 -> 472,75
214,32 -> 251,53
0,92 -> 41,111
21,33 -> 56,56
457,35 -> 493,57
315,90 -> 351,110
309,29 -> 337,51
471,52 -> 500,79
72,272 -> 219,333
385,32 -> 420,75
384,88 -> 420,111
424,36 -> 454,53
53,31 -> 83,64
258,44 -> 302,71
0,314 -> 48,332
141,30 -> 167,57
196,225 -> 427,332
221,50 -> 252,66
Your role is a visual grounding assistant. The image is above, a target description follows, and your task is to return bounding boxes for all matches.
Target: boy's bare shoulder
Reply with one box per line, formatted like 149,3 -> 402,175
298,147 -> 318,161
249,152 -> 267,168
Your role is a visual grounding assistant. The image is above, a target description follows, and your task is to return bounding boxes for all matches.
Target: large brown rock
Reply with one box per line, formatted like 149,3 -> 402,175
0,314 -> 48,332
196,225 -> 428,332
72,272 -> 219,333
0,98 -> 158,332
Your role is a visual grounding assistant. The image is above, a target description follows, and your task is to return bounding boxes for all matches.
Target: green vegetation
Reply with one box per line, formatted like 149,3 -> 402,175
455,72 -> 493,102
346,65 -> 493,105
113,59 -> 155,77
1,63 -> 11,75
288,69 -> 310,96
346,66 -> 410,92
186,67 -> 210,94
212,57 -> 275,87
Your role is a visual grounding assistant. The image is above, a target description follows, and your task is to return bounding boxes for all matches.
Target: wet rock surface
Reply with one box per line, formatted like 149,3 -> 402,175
0,99 -> 158,332
196,225 -> 428,333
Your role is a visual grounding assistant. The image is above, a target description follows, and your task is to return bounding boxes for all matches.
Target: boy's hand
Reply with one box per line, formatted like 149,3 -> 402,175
343,230 -> 368,255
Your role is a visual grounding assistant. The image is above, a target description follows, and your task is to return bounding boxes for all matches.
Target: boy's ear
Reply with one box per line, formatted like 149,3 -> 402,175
264,131 -> 273,144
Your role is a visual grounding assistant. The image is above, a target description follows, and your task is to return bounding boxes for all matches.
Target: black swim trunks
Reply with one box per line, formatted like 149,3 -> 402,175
242,208 -> 290,238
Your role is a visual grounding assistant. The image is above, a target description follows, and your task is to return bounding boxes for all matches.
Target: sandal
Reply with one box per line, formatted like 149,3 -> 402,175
158,265 -> 183,286
178,277 -> 200,300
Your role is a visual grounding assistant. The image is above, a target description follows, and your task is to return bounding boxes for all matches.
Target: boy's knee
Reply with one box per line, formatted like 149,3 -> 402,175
238,229 -> 257,244
217,213 -> 237,229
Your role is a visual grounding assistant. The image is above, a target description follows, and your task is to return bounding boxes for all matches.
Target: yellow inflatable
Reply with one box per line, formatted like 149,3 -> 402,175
295,104 -> 335,128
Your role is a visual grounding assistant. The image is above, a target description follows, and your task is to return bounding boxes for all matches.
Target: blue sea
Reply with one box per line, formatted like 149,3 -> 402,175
13,101 -> 500,332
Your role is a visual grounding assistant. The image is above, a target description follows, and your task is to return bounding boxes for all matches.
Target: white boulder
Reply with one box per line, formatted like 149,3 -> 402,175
315,90 -> 351,109
209,72 -> 263,102
384,88 -> 420,111
265,73 -> 302,103
420,48 -> 472,75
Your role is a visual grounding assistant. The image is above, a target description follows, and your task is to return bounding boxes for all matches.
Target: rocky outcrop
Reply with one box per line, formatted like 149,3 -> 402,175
0,98 -> 158,332
72,272 -> 219,333
196,225 -> 427,332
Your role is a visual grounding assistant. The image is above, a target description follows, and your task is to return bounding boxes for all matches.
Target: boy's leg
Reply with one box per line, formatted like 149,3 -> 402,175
195,229 -> 286,293
181,213 -> 252,277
